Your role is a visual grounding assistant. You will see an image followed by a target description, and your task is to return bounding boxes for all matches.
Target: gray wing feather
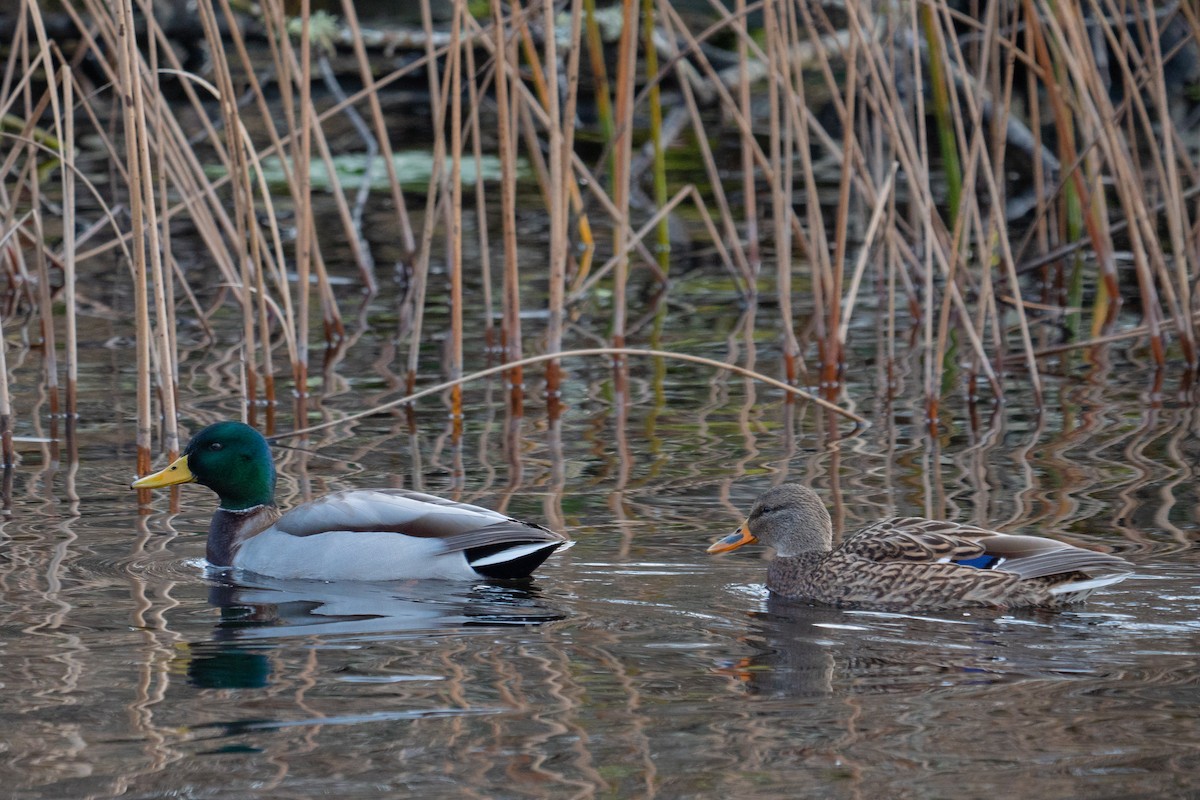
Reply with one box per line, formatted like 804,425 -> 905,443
275,489 -> 565,546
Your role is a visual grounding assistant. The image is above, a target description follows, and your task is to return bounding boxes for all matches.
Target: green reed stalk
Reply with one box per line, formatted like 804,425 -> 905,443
584,0 -> 614,144
919,4 -> 961,225
1022,0 -> 1119,329
641,0 -> 669,276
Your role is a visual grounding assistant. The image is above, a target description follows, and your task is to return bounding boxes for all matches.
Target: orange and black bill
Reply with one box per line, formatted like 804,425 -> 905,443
707,520 -> 757,554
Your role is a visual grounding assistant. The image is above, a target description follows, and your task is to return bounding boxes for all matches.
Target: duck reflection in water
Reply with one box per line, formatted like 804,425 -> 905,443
179,572 -> 565,690
717,597 -> 840,697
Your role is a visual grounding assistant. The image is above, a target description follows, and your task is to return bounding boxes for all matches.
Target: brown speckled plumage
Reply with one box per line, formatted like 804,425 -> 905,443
710,484 -> 1133,611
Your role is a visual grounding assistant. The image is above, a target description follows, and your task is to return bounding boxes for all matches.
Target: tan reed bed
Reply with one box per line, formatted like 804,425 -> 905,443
0,0 -> 1194,468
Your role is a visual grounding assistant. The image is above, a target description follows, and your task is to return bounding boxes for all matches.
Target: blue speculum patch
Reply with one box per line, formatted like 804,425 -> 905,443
954,554 -> 1003,570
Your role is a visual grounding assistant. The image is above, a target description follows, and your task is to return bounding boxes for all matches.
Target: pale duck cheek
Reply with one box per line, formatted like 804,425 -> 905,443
233,529 -> 480,581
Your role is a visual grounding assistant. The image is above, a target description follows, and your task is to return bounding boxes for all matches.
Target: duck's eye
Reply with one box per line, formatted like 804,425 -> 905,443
208,442 -> 223,451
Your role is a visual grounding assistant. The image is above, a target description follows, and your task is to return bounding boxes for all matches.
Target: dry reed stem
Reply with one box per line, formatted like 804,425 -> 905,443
115,0 -> 152,477
134,10 -> 178,457
837,163 -> 898,348
196,0 -> 260,420
276,346 -> 867,441
541,0 -> 574,400
296,0 -> 314,420
463,39 -> 495,347
655,7 -> 753,292
570,184 -> 697,300
3,0 -> 1196,450
736,0 -> 759,273
1139,5 -> 1195,351
339,0 -> 417,261
60,65 -> 77,418
448,0 -> 464,432
405,0 -> 452,392
610,0 -> 638,353
491,0 -> 523,410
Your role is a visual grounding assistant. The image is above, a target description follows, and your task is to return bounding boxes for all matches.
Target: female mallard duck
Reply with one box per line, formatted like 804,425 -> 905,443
131,421 -> 570,581
708,484 -> 1133,611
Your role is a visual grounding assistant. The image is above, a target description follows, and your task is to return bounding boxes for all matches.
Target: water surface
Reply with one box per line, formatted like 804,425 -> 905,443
1,312 -> 1198,798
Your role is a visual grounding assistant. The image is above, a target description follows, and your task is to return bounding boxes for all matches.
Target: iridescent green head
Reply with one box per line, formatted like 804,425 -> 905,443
132,421 -> 277,511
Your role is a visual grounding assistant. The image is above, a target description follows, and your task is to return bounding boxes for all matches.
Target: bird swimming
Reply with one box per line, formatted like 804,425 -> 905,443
132,421 -> 570,581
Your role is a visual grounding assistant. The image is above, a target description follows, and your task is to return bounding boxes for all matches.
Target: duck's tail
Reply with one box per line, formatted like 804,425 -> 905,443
1046,570 -> 1132,601
467,539 -> 573,579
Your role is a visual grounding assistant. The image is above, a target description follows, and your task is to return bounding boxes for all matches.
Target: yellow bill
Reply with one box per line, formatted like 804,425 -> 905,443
707,520 -> 757,554
131,454 -> 195,489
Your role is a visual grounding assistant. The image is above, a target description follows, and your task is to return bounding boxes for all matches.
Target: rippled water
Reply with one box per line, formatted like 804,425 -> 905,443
2,296 -> 1199,799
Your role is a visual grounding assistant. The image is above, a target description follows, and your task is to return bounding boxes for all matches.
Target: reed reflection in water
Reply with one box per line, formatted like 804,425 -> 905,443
0,318 -> 1198,798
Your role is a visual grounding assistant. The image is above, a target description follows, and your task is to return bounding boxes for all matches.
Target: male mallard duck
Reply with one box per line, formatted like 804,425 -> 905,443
131,421 -> 570,581
708,484 -> 1133,611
